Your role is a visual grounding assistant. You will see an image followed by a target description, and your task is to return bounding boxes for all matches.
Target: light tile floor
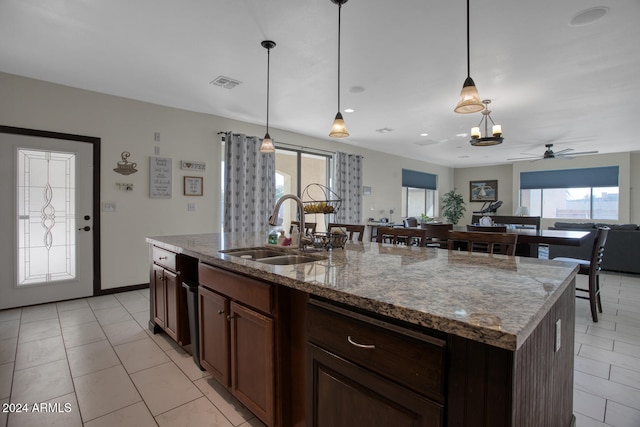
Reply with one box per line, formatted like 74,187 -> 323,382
0,273 -> 639,426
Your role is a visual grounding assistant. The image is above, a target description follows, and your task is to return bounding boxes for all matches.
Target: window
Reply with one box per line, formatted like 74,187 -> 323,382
400,169 -> 437,219
520,167 -> 619,220
275,148 -> 332,231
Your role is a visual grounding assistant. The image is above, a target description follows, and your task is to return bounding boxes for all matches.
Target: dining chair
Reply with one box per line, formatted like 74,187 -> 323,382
403,217 -> 419,228
328,223 -> 365,242
553,226 -> 609,322
420,223 -> 453,248
448,231 -> 518,256
291,221 -> 316,236
376,226 -> 428,247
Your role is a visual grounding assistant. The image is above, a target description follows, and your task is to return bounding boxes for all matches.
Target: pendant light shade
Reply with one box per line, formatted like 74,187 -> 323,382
260,40 -> 276,153
454,0 -> 484,114
329,0 -> 349,138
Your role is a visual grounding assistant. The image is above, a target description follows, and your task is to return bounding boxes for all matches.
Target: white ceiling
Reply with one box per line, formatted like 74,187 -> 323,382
1,0 -> 638,167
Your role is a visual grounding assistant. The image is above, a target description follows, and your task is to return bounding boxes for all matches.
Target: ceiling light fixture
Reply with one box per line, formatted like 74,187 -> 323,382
454,0 -> 483,114
329,0 -> 349,138
259,40 -> 276,153
470,99 -> 503,146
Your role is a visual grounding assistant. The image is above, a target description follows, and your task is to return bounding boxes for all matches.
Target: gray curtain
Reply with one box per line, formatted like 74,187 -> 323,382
223,132 -> 275,232
332,152 -> 363,224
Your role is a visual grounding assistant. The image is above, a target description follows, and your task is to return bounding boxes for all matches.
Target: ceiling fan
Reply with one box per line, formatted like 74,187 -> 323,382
508,144 -> 598,161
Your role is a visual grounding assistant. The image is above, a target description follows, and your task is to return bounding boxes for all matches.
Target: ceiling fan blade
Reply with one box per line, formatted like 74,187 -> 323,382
507,155 -> 542,161
553,148 -> 573,155
556,150 -> 598,157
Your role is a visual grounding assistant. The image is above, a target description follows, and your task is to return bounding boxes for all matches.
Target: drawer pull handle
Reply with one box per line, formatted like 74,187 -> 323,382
347,335 -> 375,349
227,314 -> 235,321
158,256 -> 168,260
217,310 -> 224,315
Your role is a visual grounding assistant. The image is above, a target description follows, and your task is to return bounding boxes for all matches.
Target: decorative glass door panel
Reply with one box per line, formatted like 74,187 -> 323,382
17,149 -> 77,285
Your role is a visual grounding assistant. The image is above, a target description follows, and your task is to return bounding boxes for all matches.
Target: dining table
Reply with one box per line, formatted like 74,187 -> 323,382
430,225 -> 592,258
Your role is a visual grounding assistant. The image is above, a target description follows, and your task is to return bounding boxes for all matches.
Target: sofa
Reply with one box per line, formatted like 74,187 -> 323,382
548,222 -> 640,274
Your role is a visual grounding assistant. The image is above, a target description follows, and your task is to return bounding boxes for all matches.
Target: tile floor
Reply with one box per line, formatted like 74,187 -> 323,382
0,272 -> 639,426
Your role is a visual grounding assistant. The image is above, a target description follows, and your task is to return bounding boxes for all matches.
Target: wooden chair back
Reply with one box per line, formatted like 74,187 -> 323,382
403,217 -> 419,228
553,226 -> 609,321
420,223 -> 453,248
290,221 -> 316,235
376,227 -> 428,247
448,231 -> 518,255
328,223 -> 365,242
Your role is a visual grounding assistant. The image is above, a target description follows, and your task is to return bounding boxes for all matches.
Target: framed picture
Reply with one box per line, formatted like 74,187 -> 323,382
183,176 -> 203,196
469,180 -> 498,202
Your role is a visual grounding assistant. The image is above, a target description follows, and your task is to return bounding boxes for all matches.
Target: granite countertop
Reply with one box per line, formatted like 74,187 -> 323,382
147,232 -> 578,351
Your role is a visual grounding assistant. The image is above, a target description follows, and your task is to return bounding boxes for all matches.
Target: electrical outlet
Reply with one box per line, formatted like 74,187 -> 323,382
187,203 -> 196,212
555,319 -> 562,352
154,146 -> 160,155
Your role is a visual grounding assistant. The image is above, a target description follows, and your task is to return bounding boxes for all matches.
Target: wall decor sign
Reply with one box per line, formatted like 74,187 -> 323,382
113,151 -> 138,175
469,179 -> 498,202
149,157 -> 172,198
184,176 -> 203,196
181,160 -> 206,171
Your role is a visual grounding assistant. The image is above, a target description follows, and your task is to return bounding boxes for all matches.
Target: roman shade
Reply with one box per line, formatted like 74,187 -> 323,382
520,166 -> 619,190
402,169 -> 437,190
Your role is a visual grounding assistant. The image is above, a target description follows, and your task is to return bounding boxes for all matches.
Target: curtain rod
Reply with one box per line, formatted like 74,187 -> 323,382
218,131 -> 342,156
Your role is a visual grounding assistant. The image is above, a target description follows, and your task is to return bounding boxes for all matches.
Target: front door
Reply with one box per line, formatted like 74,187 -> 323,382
0,127 -> 99,309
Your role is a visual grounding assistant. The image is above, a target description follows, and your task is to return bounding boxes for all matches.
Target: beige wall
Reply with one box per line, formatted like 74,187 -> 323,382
0,72 -> 452,290
453,164 -> 514,225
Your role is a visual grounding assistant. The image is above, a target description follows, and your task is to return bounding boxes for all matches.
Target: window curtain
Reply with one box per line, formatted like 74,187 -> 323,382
223,132 -> 275,232
332,152 -> 363,224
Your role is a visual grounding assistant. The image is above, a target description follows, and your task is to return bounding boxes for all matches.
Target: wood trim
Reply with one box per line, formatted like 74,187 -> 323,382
0,125 -> 102,296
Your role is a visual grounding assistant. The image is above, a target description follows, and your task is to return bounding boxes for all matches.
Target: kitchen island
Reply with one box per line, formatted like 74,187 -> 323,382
148,232 -> 579,427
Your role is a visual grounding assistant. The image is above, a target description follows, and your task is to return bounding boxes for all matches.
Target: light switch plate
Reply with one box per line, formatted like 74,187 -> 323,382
102,202 -> 116,212
187,203 -> 195,212
555,319 -> 562,352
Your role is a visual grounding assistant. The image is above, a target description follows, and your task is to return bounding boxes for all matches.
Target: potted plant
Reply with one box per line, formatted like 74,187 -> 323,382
441,189 -> 466,224
420,213 -> 434,223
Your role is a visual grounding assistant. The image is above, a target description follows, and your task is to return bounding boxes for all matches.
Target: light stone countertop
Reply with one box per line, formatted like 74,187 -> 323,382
147,232 -> 579,351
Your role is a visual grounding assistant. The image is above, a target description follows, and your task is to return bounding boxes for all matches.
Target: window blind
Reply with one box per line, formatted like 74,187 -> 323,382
520,166 -> 619,189
402,169 -> 437,190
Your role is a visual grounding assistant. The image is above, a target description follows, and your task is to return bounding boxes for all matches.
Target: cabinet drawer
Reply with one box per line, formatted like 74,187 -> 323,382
307,300 -> 446,401
153,246 -> 177,271
199,263 -> 272,314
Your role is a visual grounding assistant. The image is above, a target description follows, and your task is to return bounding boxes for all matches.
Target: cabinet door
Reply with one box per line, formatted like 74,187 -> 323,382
307,343 -> 442,427
164,269 -> 179,342
152,264 -> 166,329
199,286 -> 230,386
230,301 -> 275,427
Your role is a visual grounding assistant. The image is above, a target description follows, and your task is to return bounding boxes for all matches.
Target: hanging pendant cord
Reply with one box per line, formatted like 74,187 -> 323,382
466,0 -> 470,78
266,47 -> 271,133
337,2 -> 342,112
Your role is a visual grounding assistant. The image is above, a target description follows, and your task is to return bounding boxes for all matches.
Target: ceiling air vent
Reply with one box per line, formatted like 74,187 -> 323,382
210,76 -> 242,89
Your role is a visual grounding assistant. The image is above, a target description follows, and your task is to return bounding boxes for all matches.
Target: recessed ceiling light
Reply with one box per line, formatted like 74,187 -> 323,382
344,108 -> 355,113
570,7 -> 608,27
456,133 -> 468,137
420,133 -> 429,137
349,86 -> 365,94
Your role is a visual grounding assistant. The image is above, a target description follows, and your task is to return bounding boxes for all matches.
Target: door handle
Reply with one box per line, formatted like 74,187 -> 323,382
78,226 -> 91,231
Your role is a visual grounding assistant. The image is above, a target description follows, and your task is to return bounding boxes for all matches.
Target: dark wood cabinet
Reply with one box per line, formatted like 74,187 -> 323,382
307,299 -> 445,427
198,263 -> 276,427
149,246 -> 196,345
198,285 -> 229,386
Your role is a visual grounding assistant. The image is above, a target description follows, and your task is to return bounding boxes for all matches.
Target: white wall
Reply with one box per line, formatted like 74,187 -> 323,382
0,72 -> 452,290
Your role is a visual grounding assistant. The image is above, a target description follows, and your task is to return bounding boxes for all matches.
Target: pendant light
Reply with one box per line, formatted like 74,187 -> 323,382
329,0 -> 349,138
469,99 -> 504,146
454,0 -> 484,114
260,40 -> 276,153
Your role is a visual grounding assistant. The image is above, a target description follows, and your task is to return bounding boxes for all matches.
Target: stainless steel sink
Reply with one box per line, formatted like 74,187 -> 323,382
256,255 -> 320,265
221,248 -> 288,259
